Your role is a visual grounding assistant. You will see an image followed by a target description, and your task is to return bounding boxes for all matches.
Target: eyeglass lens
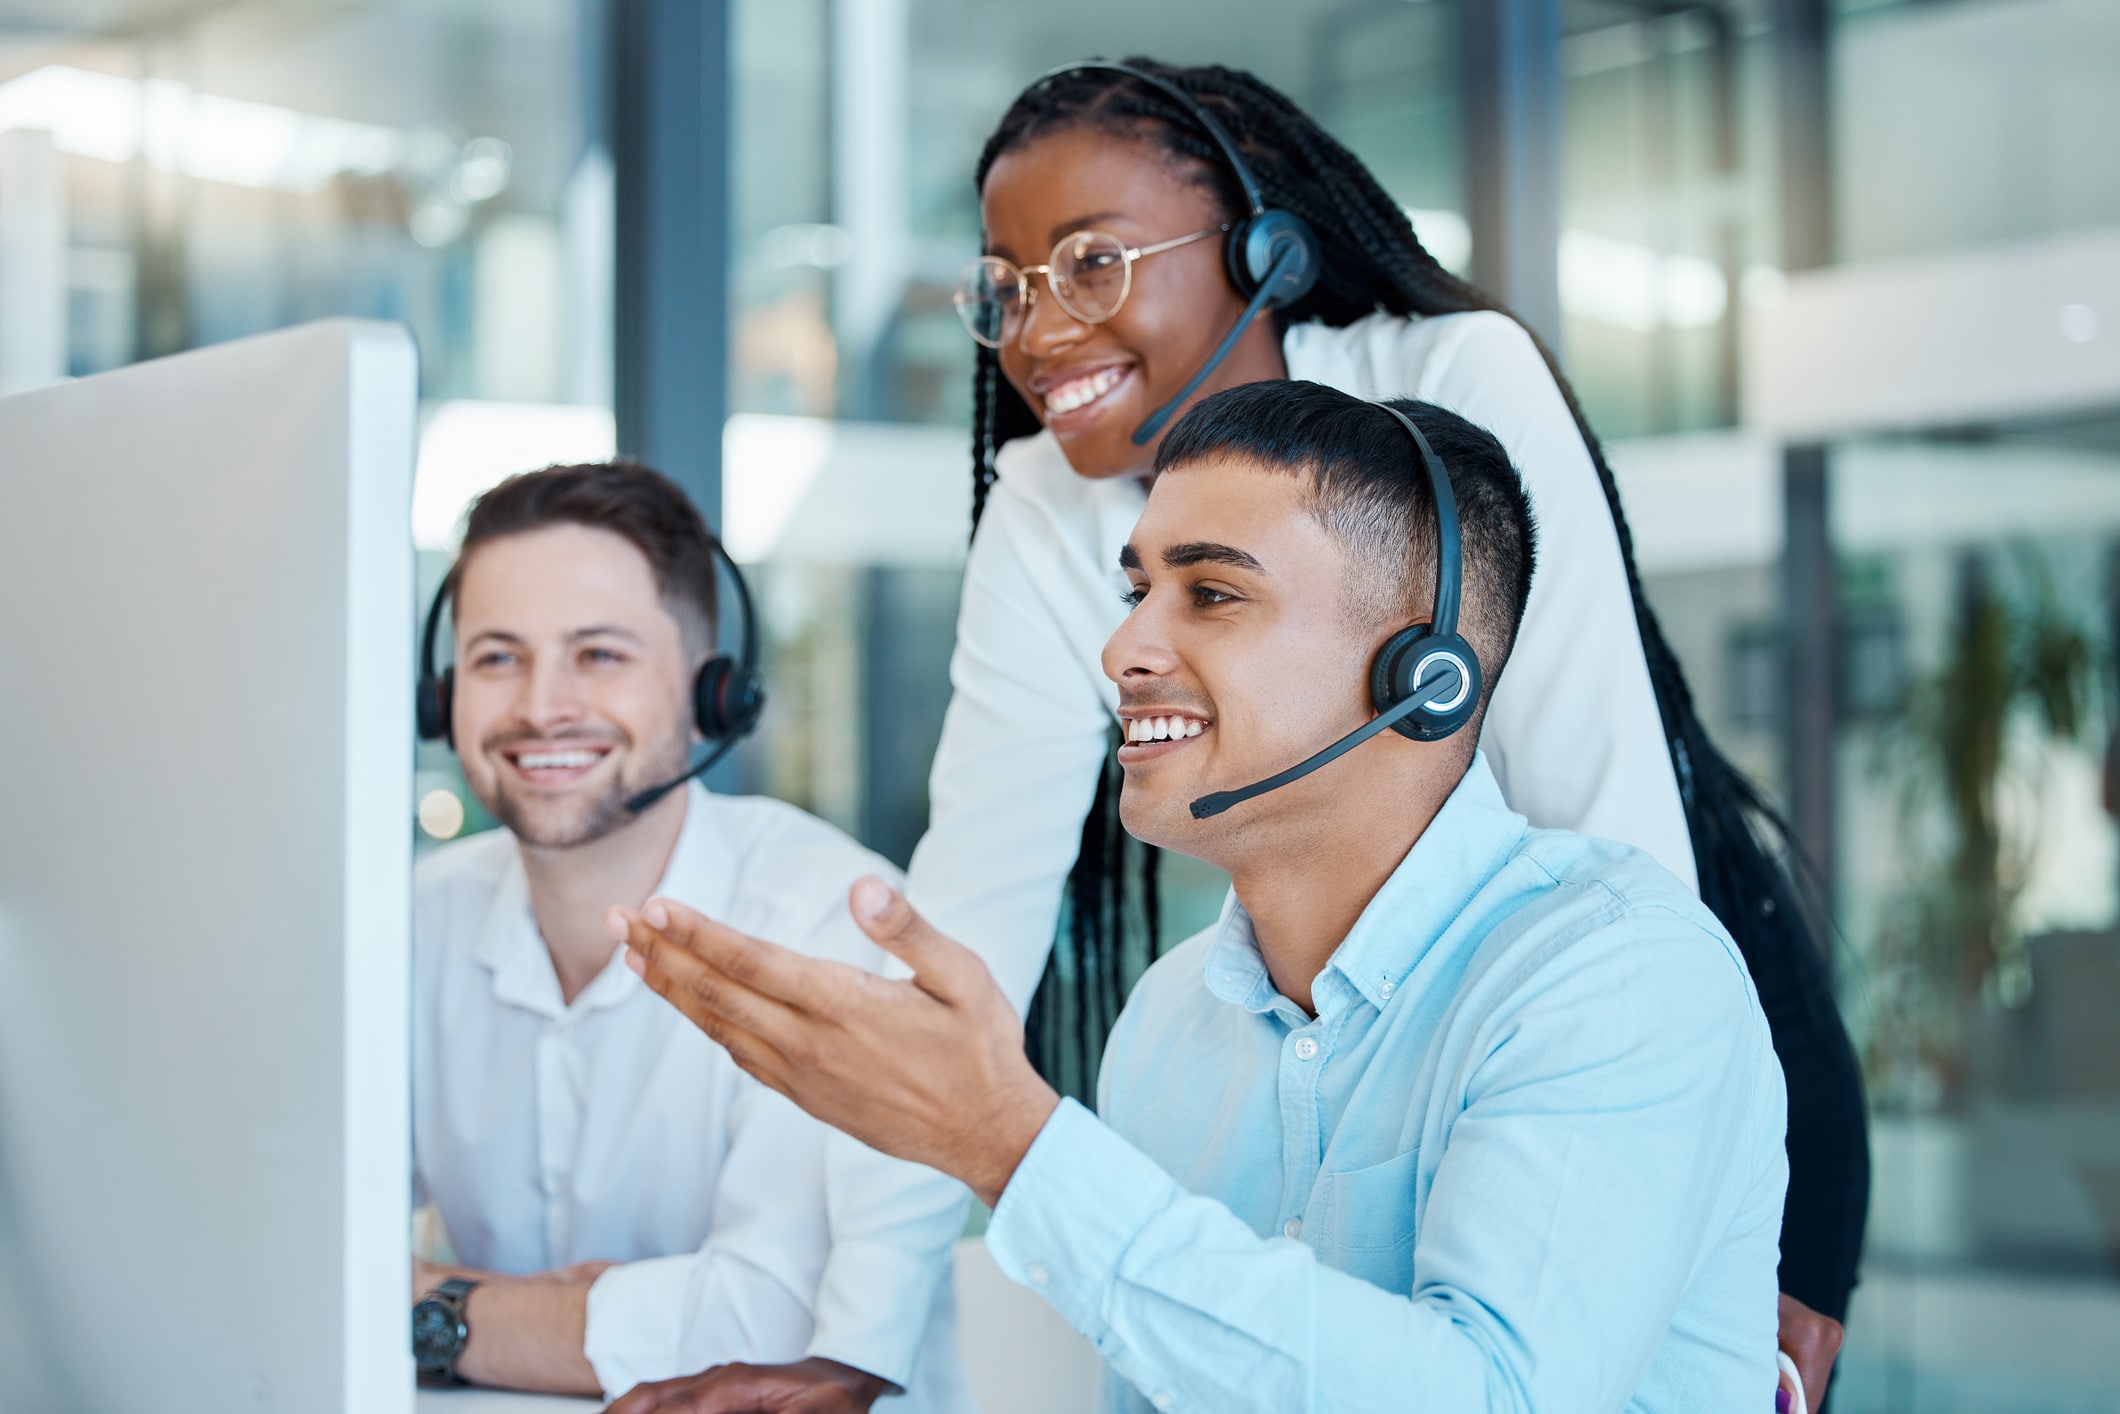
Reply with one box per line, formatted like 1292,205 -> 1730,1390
953,231 -> 1134,346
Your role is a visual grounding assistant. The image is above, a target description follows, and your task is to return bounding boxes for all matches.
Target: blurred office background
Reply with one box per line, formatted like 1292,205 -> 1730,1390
2,0 -> 2116,1406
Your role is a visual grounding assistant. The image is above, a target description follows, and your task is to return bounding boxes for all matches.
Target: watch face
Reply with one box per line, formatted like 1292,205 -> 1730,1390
411,1298 -> 465,1367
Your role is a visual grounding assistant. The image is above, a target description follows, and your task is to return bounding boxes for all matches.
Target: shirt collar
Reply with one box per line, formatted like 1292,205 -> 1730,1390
1329,752 -> 1526,1010
474,782 -> 742,1019
1201,753 -> 1527,1020
1201,891 -> 1283,1016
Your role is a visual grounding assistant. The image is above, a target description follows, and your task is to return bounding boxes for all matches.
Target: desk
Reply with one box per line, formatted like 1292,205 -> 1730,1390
417,1389 -> 602,1413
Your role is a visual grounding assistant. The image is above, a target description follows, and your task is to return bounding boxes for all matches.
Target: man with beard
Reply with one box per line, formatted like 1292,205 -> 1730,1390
407,462 -> 967,1412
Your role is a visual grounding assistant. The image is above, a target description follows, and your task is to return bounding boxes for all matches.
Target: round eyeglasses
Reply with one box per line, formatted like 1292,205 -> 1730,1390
954,225 -> 1229,348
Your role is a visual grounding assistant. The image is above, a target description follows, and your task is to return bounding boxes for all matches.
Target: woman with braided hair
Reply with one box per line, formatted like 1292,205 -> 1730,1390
901,57 -> 1864,1395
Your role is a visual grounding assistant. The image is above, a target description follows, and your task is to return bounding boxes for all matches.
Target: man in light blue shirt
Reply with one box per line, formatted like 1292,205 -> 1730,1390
613,381 -> 1790,1412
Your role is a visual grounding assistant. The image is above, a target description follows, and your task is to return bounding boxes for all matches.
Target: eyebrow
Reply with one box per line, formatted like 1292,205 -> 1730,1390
1163,541 -> 1266,572
1117,541 -> 1267,574
567,625 -> 645,645
987,212 -> 1134,260
1047,212 -> 1128,245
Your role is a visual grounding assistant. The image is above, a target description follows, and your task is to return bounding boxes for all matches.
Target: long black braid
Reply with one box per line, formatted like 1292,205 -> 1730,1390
972,59 -> 1865,1320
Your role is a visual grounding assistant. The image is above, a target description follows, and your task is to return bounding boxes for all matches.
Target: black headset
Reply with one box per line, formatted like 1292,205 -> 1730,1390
1028,60 -> 1322,445
1191,403 -> 1480,819
416,536 -> 765,813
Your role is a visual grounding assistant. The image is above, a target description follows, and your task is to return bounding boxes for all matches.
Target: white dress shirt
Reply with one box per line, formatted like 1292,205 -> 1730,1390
907,309 -> 1696,1008
411,784 -> 969,1409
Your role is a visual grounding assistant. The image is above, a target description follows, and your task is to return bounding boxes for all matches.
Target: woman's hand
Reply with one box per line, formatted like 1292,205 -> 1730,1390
1776,1291 -> 1844,1410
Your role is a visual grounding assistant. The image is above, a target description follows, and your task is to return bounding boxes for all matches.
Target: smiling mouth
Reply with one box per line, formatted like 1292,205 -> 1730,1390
1124,714 -> 1205,743
1042,365 -> 1131,420
502,743 -> 614,785
1117,712 -> 1211,763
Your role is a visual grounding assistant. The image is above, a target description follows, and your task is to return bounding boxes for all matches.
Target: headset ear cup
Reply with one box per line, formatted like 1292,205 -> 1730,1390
1222,215 -> 1260,296
694,657 -> 734,740
1230,209 -> 1319,309
1371,626 -> 1480,742
416,668 -> 455,747
721,668 -> 766,741
693,656 -> 768,743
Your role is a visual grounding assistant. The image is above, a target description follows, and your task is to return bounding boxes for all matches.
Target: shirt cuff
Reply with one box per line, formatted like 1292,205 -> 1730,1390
580,1254 -> 697,1399
983,1097 -> 1180,1352
803,1237 -> 949,1391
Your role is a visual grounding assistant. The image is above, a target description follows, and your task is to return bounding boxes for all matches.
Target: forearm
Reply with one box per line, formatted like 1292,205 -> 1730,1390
416,1262 -> 601,1397
460,1276 -> 601,1395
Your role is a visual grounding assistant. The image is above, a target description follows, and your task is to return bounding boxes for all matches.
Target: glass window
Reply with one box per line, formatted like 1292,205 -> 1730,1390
0,0 -> 611,852
1559,1 -> 1782,439
1580,1 -> 2120,1403
1822,418 -> 2120,1412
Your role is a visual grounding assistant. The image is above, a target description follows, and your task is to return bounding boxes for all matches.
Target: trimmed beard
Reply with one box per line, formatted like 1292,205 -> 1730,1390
480,731 -> 694,849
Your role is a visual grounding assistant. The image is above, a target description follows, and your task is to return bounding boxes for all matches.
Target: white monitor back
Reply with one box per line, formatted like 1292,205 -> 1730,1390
0,320 -> 416,1414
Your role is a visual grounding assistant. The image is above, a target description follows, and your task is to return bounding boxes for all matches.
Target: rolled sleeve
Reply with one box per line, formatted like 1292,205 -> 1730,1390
578,1078 -> 831,1399
583,1255 -> 698,1397
805,1233 -> 953,1390
582,1249 -> 816,1399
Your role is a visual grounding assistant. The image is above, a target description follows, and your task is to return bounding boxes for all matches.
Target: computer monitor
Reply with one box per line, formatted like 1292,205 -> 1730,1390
0,320 -> 417,1414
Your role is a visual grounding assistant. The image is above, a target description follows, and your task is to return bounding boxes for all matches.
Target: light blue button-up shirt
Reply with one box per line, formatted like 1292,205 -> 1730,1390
985,755 -> 1787,1413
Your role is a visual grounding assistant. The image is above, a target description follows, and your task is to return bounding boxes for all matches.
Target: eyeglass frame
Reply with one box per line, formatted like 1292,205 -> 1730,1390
954,224 -> 1230,349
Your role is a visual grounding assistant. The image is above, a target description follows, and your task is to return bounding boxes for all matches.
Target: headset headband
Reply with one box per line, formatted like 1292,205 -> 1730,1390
1030,60 -> 1267,218
1186,399 -> 1478,819
1375,403 -> 1461,642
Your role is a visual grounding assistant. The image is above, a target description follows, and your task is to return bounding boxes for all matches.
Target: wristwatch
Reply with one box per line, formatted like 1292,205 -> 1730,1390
411,1276 -> 479,1385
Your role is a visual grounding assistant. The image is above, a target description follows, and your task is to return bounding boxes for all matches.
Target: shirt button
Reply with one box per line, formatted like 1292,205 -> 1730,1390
1379,978 -> 1396,999
1025,1262 -> 1051,1287
1151,1395 -> 1174,1412
1294,1036 -> 1319,1061
1284,1217 -> 1303,1239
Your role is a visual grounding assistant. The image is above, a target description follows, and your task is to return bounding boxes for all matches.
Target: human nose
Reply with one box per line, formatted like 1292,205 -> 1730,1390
514,653 -> 585,730
1101,592 -> 1183,687
1016,266 -> 1089,355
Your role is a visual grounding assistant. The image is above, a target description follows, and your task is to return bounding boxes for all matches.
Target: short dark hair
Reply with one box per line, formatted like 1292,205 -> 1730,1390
1153,380 -> 1537,725
446,460 -> 720,651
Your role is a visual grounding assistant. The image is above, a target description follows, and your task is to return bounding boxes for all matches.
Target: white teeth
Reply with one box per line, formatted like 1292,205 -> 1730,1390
1124,716 -> 1206,743
1045,366 -> 1124,415
519,750 -> 602,770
